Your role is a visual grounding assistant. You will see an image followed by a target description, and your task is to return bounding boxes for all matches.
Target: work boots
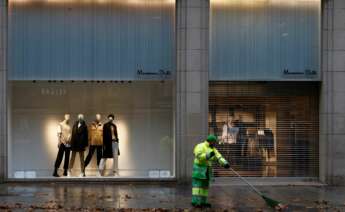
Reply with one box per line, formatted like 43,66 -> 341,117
191,203 -> 212,208
203,203 -> 212,208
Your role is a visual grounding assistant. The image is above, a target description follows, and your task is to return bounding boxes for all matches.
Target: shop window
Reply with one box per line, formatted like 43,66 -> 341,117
7,0 -> 175,179
8,81 -> 174,178
209,82 -> 319,177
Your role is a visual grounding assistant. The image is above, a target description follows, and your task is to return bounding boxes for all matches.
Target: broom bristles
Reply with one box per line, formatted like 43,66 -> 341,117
262,195 -> 281,208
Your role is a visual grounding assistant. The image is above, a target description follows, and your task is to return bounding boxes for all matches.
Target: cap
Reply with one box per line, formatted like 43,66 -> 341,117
207,135 -> 217,143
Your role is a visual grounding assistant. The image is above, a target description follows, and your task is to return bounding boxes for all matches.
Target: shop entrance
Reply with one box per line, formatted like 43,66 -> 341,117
209,82 -> 319,177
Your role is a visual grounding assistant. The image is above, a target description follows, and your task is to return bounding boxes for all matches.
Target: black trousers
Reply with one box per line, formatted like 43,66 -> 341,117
54,143 -> 71,170
84,145 -> 103,168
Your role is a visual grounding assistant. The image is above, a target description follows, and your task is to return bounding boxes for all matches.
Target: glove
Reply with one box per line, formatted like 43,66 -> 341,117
207,151 -> 215,159
224,163 -> 230,169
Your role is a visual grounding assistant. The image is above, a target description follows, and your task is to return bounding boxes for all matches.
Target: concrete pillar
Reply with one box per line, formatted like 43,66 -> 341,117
175,0 -> 209,182
0,0 -> 7,183
321,0 -> 345,185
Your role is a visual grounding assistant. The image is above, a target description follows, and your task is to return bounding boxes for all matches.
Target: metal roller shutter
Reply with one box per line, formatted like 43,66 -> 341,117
209,82 -> 319,177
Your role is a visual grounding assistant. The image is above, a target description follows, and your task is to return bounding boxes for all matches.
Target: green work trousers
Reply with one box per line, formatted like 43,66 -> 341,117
191,177 -> 209,206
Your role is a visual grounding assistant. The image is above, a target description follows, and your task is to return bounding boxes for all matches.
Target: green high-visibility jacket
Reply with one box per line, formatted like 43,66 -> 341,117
192,141 -> 228,181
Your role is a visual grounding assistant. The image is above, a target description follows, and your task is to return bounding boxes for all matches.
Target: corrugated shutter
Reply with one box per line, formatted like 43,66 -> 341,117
209,82 -> 319,177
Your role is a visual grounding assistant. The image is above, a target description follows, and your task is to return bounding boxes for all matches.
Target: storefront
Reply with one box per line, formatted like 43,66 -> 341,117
0,0 -> 325,182
209,0 -> 321,178
7,0 -> 176,179
209,82 -> 319,177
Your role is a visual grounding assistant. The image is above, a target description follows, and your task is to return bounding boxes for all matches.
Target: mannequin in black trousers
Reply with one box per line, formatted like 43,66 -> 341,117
84,146 -> 102,167
54,144 -> 71,175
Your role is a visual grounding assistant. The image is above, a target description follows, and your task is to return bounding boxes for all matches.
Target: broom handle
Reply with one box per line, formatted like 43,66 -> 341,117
230,167 -> 263,197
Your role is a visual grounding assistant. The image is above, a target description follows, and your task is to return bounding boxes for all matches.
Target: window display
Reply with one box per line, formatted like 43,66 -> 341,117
84,114 -> 103,173
7,0 -> 176,180
69,114 -> 89,177
221,116 -> 238,144
99,114 -> 120,177
209,82 -> 319,177
8,81 -> 174,179
53,114 -> 72,177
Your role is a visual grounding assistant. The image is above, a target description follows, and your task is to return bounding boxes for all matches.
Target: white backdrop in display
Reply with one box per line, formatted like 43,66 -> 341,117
8,81 -> 174,178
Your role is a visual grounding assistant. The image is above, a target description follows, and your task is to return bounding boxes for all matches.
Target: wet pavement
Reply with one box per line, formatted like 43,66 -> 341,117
0,182 -> 344,211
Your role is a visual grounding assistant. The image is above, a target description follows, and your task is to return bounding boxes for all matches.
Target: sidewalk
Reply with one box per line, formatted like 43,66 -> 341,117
0,182 -> 344,211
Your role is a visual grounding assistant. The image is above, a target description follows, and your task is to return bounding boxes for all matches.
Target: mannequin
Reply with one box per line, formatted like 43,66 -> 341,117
221,116 -> 239,144
84,114 -> 103,176
221,116 -> 239,164
53,114 -> 72,177
237,115 -> 248,159
99,114 -> 120,176
68,114 -> 88,177
262,129 -> 274,162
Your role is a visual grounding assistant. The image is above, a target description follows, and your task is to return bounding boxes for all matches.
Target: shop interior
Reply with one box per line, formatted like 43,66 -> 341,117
209,82 -> 319,177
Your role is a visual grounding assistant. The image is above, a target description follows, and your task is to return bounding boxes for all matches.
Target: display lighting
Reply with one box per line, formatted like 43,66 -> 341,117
112,118 -> 129,170
31,80 -> 134,84
45,118 -> 62,162
9,0 -> 175,6
211,0 -> 320,8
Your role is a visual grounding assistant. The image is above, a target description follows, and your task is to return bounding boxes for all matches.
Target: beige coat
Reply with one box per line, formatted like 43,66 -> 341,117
57,121 -> 72,146
88,122 -> 103,146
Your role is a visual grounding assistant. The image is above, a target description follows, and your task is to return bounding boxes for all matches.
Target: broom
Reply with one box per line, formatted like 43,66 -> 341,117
230,167 -> 288,210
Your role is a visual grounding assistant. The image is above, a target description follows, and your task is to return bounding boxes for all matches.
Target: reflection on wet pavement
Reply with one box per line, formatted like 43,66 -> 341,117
0,183 -> 344,211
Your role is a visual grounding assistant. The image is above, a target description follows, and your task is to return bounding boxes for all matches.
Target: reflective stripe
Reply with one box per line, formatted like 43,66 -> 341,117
219,157 -> 227,166
192,187 -> 209,197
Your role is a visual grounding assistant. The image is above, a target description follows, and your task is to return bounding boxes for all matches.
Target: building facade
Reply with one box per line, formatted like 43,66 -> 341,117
0,0 -> 344,184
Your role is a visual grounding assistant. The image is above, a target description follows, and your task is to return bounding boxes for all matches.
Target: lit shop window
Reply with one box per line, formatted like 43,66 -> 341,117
8,81 -> 175,178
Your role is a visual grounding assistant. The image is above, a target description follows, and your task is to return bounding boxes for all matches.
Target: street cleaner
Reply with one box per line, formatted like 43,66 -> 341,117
192,135 -> 230,208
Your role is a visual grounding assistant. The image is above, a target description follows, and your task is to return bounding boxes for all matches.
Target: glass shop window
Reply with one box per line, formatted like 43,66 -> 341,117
8,81 -> 175,179
209,82 -> 319,177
